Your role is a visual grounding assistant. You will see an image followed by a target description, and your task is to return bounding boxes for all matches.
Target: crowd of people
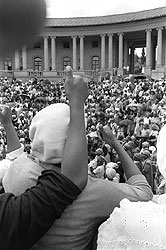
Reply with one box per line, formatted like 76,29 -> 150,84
0,69 -> 165,249
0,74 -> 165,194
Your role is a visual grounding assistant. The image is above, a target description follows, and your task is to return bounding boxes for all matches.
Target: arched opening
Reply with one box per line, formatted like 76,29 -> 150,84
92,56 -> 99,70
34,57 -> 42,71
4,58 -> 12,70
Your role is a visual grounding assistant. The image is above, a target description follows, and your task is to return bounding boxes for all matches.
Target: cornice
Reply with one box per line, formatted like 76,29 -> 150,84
45,7 -> 166,28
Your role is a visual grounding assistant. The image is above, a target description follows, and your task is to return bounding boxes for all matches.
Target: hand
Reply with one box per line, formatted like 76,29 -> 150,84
0,105 -> 12,126
98,124 -> 117,146
65,66 -> 89,103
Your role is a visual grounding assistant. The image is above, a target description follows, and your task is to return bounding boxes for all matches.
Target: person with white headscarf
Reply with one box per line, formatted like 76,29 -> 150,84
0,66 -> 89,250
3,66 -> 88,193
97,123 -> 166,250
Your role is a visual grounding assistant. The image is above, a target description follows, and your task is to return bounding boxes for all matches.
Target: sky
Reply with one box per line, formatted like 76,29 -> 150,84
46,0 -> 166,18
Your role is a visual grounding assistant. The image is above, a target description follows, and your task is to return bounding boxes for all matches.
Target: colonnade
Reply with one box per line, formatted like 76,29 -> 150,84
14,27 -> 164,75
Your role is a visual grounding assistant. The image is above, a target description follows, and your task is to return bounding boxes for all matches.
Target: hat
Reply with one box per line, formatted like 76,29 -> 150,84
91,125 -> 96,131
96,148 -> 104,156
124,143 -> 131,150
29,103 -> 70,164
20,138 -> 25,143
106,162 -> 118,169
127,141 -> 135,148
151,124 -> 160,131
131,135 -> 136,141
109,112 -> 114,117
142,141 -> 149,148
142,150 -> 151,158
106,168 -> 116,180
149,146 -> 156,153
133,153 -> 143,161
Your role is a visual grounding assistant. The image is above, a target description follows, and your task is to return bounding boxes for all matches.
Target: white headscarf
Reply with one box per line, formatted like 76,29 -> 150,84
29,103 -> 70,164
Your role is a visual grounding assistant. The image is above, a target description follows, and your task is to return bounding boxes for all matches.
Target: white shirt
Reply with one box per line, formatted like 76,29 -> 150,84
0,145 -> 24,184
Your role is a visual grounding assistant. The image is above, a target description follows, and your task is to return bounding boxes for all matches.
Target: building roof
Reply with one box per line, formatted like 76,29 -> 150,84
46,6 -> 166,27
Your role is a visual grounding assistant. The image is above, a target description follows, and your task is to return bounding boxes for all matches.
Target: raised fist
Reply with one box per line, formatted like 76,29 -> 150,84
65,66 -> 89,103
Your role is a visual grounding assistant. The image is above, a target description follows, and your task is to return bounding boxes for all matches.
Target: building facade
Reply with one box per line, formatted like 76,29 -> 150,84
0,6 -> 166,80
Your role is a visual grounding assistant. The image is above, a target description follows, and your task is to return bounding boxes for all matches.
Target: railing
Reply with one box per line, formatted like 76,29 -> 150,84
84,70 -> 100,77
0,70 -> 44,78
0,69 -> 110,80
27,70 -> 43,77
55,70 -> 100,78
56,70 -> 101,77
0,69 -> 164,81
0,70 -> 14,78
56,71 -> 65,77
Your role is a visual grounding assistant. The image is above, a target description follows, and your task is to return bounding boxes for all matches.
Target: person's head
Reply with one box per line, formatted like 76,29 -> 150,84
127,141 -> 135,149
133,153 -> 143,162
91,125 -> 96,132
117,132 -> 124,141
108,113 -> 114,123
96,156 -> 105,166
131,135 -> 136,142
149,146 -> 156,154
142,141 -> 149,150
151,123 -> 160,131
95,148 -> 104,156
106,162 -> 118,170
141,150 -> 151,160
29,103 -> 70,165
106,167 -> 116,180
124,143 -> 131,151
143,123 -> 149,129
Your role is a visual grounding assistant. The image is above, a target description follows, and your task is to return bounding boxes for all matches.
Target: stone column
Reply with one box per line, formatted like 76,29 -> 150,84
22,46 -> 27,70
151,41 -> 156,70
100,34 -> 106,70
51,36 -> 56,71
156,27 -> 163,67
79,35 -> 84,71
129,46 -> 135,74
124,40 -> 128,67
145,29 -> 152,67
43,36 -> 49,71
118,32 -> 124,75
108,34 -> 113,71
118,33 -> 124,67
15,50 -> 20,70
72,36 -> 77,70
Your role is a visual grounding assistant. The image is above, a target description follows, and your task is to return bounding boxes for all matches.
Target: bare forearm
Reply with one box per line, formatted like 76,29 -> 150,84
110,138 -> 141,179
4,122 -> 21,153
61,99 -> 88,189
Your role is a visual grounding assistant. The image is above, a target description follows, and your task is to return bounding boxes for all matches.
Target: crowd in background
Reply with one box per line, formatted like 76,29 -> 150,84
0,74 -> 166,194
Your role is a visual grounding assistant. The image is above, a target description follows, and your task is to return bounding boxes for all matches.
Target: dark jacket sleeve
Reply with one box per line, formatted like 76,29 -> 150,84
0,170 -> 81,250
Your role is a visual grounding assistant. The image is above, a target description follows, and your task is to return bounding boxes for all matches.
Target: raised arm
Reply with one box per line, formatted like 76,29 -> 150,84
61,66 -> 88,190
98,124 -> 141,179
0,105 -> 21,153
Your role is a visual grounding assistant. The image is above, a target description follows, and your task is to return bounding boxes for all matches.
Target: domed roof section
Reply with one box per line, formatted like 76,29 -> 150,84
46,6 -> 166,27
